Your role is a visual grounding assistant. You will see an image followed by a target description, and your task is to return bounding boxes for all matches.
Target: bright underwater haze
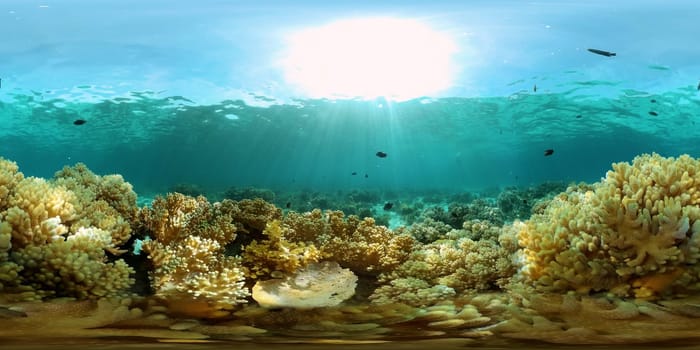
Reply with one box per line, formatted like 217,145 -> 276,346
1,0 -> 699,195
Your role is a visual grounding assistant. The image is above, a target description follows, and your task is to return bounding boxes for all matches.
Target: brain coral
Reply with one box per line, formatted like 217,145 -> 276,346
518,153 -> 700,298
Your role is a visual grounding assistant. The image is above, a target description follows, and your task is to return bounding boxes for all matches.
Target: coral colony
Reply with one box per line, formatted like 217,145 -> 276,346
4,153 -> 700,344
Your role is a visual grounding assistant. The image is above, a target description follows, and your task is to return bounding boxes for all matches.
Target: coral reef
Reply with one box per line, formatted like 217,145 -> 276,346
422,199 -> 504,228
138,193 -> 248,316
280,209 -> 416,275
371,221 -> 517,307
0,158 -> 135,299
518,153 -> 700,298
497,182 -> 567,222
241,220 -> 323,279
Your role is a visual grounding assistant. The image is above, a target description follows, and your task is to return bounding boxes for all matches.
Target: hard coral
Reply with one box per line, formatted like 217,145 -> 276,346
241,220 -> 323,279
137,193 -> 237,246
518,153 -> 700,298
371,221 -> 516,307
252,261 -> 357,309
0,159 -> 136,299
281,210 -> 416,275
139,193 -> 248,316
54,163 -> 138,246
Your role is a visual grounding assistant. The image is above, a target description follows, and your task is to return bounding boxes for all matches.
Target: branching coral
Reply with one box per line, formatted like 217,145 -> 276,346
241,220 -> 323,279
518,153 -> 700,298
0,159 -> 136,299
137,193 -> 237,245
138,193 -> 248,316
53,163 -> 138,247
278,209 -> 416,275
370,221 -> 517,307
321,214 -> 416,275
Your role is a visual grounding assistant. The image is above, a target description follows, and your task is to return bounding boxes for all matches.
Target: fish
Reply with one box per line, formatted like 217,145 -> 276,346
376,151 -> 387,158
383,202 -> 393,210
650,99 -> 657,103
575,115 -> 582,119
351,172 -> 357,176
697,81 -> 700,90
587,48 -> 616,57
533,84 -> 537,92
73,119 -> 86,125
649,111 -> 658,116
544,149 -> 554,156
285,202 -> 291,208
364,173 -> 368,178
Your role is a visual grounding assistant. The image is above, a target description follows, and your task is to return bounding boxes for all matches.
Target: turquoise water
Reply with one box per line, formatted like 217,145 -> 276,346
2,88 -> 698,195
2,0 -> 699,197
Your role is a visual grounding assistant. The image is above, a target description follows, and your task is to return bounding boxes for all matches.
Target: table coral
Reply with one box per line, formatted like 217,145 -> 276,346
518,153 -> 700,298
251,261 -> 357,309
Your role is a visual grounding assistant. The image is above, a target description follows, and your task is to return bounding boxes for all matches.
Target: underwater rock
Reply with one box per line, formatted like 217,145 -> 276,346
252,261 -> 357,309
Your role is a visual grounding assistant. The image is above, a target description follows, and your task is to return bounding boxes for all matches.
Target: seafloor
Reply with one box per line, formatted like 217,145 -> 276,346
4,153 -> 700,348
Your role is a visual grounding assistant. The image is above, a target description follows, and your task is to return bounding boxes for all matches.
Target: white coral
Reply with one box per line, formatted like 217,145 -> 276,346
252,261 -> 357,309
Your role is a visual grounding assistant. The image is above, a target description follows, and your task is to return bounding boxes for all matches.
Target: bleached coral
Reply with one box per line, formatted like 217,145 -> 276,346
252,261 -> 357,309
518,153 -> 700,298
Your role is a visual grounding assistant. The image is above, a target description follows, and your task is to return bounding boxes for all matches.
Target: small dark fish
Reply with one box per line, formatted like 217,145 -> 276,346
383,202 -> 393,210
73,119 -> 86,125
285,202 -> 291,208
587,48 -> 616,57
575,114 -> 582,119
649,111 -> 658,116
697,81 -> 700,90
375,151 -> 387,158
650,99 -> 657,103
533,84 -> 537,92
364,173 -> 368,178
544,149 -> 554,156
351,172 -> 357,176
522,199 -> 528,204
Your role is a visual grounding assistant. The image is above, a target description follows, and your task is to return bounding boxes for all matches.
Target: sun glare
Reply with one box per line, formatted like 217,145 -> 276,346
280,17 -> 457,100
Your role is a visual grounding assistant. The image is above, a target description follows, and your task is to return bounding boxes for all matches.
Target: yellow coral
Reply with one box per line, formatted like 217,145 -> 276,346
139,194 -> 249,315
138,193 -> 237,246
371,221 -> 516,307
518,153 -> 700,298
142,235 -> 249,315
241,220 -> 323,279
322,215 -> 416,275
0,158 -> 23,209
0,160 -> 136,299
